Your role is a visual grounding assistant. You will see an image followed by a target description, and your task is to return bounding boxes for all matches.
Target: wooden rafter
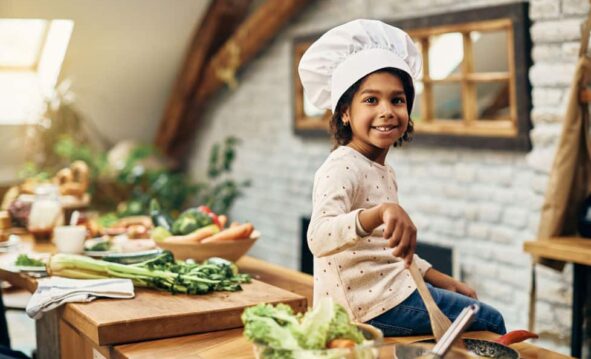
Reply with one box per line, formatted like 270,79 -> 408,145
155,0 -> 253,156
159,0 -> 314,161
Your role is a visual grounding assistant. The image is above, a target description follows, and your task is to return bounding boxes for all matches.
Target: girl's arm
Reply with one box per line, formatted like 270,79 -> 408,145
423,268 -> 478,299
358,202 -> 417,266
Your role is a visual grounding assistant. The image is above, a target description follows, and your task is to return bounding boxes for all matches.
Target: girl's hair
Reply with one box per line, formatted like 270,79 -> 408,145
330,68 -> 415,149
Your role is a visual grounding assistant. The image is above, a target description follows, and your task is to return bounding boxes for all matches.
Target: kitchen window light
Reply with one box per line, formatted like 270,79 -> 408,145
0,19 -> 73,125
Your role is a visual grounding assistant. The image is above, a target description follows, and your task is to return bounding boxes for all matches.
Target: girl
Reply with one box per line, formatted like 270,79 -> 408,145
299,19 -> 506,336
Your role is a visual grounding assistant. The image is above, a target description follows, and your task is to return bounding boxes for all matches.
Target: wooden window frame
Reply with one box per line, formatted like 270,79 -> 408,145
396,2 -> 532,150
291,2 -> 531,150
292,35 -> 332,137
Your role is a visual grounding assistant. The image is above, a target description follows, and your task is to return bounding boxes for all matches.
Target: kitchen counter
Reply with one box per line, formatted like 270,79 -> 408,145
0,236 -> 573,359
112,330 -> 572,359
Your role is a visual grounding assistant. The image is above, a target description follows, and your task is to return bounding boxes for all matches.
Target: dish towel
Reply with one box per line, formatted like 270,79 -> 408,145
26,276 -> 134,319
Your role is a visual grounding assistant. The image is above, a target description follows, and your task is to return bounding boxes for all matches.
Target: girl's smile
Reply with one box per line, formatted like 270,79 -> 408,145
342,71 -> 409,164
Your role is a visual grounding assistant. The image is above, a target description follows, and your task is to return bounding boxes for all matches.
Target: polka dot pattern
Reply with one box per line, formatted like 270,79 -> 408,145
308,146 -> 431,322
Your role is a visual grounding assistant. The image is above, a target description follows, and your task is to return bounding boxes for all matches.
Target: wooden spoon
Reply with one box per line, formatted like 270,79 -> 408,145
408,260 -> 468,350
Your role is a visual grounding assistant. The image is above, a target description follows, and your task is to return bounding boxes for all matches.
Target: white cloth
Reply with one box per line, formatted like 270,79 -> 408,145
26,277 -> 134,319
298,19 -> 422,112
307,146 -> 432,322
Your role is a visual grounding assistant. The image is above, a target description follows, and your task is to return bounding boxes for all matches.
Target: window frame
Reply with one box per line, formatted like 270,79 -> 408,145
392,2 -> 532,150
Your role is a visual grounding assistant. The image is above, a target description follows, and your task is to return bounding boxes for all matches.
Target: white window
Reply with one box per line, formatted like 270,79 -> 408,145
0,19 -> 73,125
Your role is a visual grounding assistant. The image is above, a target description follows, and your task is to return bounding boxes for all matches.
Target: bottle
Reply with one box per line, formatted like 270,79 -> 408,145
28,184 -> 63,241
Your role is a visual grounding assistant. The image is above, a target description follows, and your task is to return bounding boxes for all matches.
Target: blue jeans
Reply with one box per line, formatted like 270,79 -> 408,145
366,284 -> 507,336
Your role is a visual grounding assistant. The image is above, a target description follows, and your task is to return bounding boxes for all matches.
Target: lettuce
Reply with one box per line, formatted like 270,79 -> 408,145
242,298 -> 367,357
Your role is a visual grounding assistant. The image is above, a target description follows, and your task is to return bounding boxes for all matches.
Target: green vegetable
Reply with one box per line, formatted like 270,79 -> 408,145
242,298 -> 367,358
171,208 -> 212,235
149,199 -> 172,231
48,251 -> 251,295
87,241 -> 111,252
151,226 -> 172,243
15,254 -> 45,267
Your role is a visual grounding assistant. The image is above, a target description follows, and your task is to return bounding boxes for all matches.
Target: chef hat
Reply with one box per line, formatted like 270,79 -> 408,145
298,19 -> 422,113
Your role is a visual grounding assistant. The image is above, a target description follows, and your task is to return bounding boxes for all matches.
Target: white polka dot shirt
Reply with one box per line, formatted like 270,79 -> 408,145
307,146 -> 432,322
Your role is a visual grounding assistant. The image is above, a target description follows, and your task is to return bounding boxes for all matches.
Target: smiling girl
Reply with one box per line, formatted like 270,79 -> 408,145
299,19 -> 506,336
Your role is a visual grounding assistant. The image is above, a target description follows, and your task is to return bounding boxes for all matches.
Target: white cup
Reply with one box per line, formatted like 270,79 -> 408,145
53,225 -> 87,254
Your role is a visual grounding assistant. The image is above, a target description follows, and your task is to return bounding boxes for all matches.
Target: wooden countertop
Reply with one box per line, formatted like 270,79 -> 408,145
523,237 -> 591,265
112,329 -> 572,359
0,236 -> 572,359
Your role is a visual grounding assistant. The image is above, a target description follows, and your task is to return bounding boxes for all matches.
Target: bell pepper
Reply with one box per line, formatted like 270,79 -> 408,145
198,205 -> 222,230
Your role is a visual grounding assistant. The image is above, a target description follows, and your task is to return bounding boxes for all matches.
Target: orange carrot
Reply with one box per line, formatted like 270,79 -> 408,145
200,223 -> 254,243
218,215 -> 228,229
327,339 -> 356,349
163,225 -> 219,244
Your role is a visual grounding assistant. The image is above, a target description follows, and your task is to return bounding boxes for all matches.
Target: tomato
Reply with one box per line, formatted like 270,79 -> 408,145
198,206 -> 222,230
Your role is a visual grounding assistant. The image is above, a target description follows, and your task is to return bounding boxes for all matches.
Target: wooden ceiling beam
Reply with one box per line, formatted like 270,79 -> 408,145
155,0 -> 253,156
165,0 -> 314,161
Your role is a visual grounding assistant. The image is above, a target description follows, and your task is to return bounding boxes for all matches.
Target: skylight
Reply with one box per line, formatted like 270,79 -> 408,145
0,19 -> 73,125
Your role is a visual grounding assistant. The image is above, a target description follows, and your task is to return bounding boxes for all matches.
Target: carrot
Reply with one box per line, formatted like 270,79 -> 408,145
200,223 -> 254,243
327,339 -> 356,349
163,225 -> 219,244
230,221 -> 240,228
218,215 -> 228,229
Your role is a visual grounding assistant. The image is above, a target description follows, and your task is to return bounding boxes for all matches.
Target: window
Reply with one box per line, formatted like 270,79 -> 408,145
292,3 -> 531,150
398,2 -> 532,150
0,19 -> 74,125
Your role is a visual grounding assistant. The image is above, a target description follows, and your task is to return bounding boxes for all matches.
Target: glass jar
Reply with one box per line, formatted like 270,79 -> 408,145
27,184 -> 63,241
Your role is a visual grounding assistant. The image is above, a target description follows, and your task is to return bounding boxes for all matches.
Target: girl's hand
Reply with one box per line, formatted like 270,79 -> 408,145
451,281 -> 478,299
380,203 -> 417,266
424,268 -> 479,299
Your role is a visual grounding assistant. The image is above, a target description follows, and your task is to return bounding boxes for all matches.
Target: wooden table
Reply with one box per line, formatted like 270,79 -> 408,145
0,236 -> 573,359
524,237 -> 591,358
112,329 -> 572,359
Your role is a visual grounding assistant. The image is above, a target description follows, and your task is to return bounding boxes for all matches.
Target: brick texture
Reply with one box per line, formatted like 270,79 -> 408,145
188,0 -> 584,354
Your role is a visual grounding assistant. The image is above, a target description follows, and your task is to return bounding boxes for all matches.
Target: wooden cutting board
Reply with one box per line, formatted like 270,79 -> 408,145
61,279 -> 307,346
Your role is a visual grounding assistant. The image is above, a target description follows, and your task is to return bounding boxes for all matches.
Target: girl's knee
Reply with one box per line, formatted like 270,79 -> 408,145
476,303 -> 507,334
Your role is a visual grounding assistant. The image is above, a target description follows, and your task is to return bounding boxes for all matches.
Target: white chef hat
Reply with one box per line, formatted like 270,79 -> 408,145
298,19 -> 422,113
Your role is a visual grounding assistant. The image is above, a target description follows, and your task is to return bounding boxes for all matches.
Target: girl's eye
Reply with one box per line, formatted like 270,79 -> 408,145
363,97 -> 377,104
392,97 -> 406,104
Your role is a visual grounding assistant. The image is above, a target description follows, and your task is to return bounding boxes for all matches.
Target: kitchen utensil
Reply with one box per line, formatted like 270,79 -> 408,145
409,260 -> 462,346
417,329 -> 538,359
431,304 -> 479,357
395,304 -> 480,359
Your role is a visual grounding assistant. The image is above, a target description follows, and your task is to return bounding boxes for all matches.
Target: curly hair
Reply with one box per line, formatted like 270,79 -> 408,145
330,68 -> 415,149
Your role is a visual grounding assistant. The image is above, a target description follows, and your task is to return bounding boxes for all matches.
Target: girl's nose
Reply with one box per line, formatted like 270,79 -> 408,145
379,102 -> 395,118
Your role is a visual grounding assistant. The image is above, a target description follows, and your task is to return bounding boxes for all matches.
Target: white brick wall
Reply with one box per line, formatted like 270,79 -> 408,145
188,0 -> 586,354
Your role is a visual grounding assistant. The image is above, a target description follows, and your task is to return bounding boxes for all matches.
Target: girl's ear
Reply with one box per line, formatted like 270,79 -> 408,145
342,107 -> 351,125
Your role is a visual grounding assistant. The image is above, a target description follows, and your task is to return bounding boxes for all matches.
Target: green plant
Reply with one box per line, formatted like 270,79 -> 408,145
198,137 -> 251,215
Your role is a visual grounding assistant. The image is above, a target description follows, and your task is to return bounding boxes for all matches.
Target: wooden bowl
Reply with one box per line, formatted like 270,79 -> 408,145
157,231 -> 259,262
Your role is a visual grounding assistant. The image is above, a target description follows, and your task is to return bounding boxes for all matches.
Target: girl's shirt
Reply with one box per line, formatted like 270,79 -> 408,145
307,146 -> 432,322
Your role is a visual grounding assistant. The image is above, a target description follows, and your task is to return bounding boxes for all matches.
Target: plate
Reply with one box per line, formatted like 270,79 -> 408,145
15,265 -> 46,272
0,235 -> 21,248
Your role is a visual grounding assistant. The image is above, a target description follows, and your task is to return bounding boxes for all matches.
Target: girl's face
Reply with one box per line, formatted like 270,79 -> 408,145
342,71 -> 409,163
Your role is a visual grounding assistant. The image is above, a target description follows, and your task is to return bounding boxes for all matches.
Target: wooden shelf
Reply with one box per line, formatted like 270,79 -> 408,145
523,237 -> 591,266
